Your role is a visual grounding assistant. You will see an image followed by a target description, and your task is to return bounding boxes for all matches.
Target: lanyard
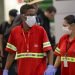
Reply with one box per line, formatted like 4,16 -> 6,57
65,40 -> 71,56
22,29 -> 30,52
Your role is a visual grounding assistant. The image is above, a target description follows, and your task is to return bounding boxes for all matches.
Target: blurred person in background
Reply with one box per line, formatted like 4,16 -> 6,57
54,15 -> 75,75
37,6 -> 56,50
0,9 -> 18,75
3,4 -> 54,75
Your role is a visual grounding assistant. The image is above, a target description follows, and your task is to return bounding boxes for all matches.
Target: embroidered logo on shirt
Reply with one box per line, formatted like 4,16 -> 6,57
34,44 -> 38,47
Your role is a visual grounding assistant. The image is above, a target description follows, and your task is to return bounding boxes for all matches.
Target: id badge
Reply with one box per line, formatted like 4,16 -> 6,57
64,57 -> 68,67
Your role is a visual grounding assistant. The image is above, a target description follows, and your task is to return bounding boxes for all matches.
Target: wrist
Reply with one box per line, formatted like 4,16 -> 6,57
54,64 -> 59,69
48,64 -> 57,70
4,67 -> 9,70
3,69 -> 8,72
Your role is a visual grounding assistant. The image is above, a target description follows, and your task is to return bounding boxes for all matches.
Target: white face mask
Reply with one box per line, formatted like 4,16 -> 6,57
62,26 -> 72,34
25,16 -> 36,27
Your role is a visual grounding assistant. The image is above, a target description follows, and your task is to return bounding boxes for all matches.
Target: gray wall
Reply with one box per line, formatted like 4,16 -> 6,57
0,0 -> 4,24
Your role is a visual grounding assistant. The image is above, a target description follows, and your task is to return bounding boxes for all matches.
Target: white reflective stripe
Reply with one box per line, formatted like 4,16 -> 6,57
55,47 -> 60,54
61,57 -> 75,62
6,43 -> 17,51
15,53 -> 46,59
43,42 -> 51,48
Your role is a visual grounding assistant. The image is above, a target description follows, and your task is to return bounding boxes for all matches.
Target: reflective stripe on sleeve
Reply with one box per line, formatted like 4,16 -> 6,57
61,57 -> 75,62
43,42 -> 51,48
6,43 -> 17,51
15,52 -> 46,59
55,47 -> 60,54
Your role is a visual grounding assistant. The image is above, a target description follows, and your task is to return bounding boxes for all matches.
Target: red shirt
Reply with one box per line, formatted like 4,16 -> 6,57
6,24 -> 52,75
55,34 -> 75,75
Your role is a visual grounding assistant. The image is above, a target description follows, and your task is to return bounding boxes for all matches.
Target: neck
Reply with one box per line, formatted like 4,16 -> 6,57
23,22 -> 30,32
69,33 -> 75,41
8,20 -> 13,25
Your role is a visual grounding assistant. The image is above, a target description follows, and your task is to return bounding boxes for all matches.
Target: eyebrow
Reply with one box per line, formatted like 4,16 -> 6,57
63,24 -> 68,27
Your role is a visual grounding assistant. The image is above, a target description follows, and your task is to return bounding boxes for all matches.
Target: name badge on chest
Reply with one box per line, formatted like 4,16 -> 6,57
64,57 -> 68,67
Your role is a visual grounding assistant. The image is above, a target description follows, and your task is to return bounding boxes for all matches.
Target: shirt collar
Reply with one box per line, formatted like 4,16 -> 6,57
20,23 -> 36,34
66,34 -> 75,43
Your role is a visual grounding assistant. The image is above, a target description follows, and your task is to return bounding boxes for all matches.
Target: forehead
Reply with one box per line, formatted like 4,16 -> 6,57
63,20 -> 70,26
25,9 -> 36,15
48,12 -> 56,17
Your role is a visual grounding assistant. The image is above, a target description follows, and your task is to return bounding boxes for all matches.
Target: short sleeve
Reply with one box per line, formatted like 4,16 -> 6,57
54,34 -> 68,56
54,42 -> 61,56
5,30 -> 17,53
42,28 -> 52,52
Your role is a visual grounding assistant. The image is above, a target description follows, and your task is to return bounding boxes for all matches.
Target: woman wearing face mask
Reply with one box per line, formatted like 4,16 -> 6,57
53,15 -> 75,75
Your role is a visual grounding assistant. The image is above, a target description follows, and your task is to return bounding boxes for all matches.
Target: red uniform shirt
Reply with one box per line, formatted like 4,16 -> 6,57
6,24 -> 52,75
54,34 -> 75,75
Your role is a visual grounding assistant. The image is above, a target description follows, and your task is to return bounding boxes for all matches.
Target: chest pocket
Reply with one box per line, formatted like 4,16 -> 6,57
29,33 -> 43,52
15,32 -> 26,53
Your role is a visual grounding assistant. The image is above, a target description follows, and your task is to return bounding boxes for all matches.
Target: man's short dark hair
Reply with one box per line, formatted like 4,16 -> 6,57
20,4 -> 34,14
9,9 -> 18,17
64,15 -> 75,24
46,6 -> 56,13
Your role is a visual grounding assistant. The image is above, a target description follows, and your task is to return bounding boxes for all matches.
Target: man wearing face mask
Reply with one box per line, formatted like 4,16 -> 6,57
53,15 -> 75,75
3,4 -> 54,75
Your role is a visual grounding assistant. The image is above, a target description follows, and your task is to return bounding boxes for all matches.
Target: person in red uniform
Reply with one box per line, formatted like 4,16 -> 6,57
53,15 -> 75,75
3,4 -> 54,75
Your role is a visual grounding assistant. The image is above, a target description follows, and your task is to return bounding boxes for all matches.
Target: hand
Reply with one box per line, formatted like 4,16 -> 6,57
44,65 -> 57,75
3,69 -> 8,75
